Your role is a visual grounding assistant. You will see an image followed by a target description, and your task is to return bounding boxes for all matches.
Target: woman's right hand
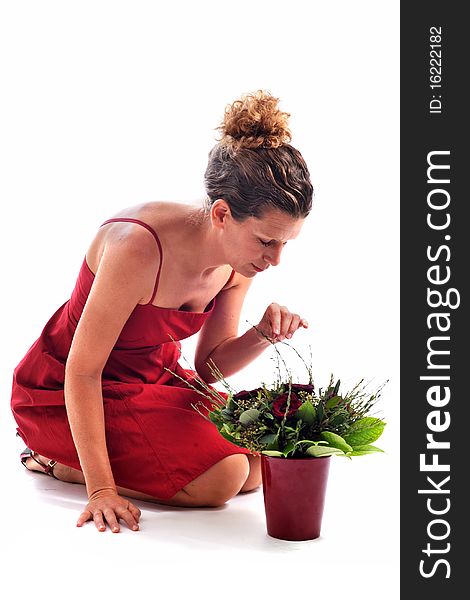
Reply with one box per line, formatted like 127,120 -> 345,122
76,488 -> 141,533
256,302 -> 309,342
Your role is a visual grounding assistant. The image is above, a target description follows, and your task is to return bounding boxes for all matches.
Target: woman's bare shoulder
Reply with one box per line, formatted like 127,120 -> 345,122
109,200 -> 192,230
88,201 -> 192,268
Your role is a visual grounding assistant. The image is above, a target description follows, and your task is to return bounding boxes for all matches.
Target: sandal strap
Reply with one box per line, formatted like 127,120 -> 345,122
29,451 -> 59,480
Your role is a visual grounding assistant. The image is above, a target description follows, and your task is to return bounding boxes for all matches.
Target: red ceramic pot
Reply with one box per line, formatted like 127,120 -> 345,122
261,454 -> 331,541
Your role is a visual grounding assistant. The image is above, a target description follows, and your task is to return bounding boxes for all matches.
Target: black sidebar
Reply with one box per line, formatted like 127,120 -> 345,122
401,2 -> 467,596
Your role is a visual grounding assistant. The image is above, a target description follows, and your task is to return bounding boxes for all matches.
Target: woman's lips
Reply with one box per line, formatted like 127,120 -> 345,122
252,264 -> 266,272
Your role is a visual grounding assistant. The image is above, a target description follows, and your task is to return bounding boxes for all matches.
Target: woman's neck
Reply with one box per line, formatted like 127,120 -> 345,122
179,204 -> 229,278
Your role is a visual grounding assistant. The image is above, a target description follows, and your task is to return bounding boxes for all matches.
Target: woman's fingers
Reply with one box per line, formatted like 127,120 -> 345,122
76,493 -> 141,532
269,303 -> 281,336
128,504 -> 142,522
260,303 -> 308,342
272,306 -> 300,340
92,510 -> 107,532
278,306 -> 292,339
76,510 -> 92,527
116,507 -> 140,532
286,314 -> 301,338
102,508 -> 121,533
257,303 -> 308,342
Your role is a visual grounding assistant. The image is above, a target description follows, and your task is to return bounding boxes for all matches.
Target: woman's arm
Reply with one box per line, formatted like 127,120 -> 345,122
66,227 -> 158,530
195,326 -> 272,383
194,274 -> 308,383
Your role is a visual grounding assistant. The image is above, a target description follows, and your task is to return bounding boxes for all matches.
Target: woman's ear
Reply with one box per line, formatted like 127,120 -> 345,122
210,199 -> 232,230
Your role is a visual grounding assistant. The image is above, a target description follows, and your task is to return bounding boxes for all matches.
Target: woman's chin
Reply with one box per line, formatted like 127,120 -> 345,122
243,264 -> 258,277
233,263 -> 261,278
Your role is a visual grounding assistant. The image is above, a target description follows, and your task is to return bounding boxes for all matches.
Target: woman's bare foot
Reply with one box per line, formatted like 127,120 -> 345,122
24,452 -> 85,484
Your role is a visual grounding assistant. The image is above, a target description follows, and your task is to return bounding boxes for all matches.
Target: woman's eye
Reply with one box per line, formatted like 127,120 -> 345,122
260,239 -> 271,247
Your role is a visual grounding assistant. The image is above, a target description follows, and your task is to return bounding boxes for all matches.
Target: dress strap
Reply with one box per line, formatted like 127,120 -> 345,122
99,218 -> 163,305
225,269 -> 236,287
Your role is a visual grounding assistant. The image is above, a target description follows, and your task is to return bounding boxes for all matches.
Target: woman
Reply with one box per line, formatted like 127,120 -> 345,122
11,90 -> 313,533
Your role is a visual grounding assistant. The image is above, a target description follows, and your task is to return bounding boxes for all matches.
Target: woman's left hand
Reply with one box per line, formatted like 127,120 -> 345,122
255,303 -> 309,343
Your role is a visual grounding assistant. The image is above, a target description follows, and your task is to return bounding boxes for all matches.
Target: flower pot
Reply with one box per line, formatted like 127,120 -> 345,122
261,454 -> 331,541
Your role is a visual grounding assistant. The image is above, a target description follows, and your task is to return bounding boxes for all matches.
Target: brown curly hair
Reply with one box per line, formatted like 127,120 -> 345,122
204,90 -> 313,221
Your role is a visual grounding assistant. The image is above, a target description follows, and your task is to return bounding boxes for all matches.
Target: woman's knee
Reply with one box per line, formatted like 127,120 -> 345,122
183,454 -> 250,507
239,454 -> 262,493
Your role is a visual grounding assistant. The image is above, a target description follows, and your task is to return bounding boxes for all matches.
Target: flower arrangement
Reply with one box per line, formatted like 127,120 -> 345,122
166,331 -> 387,459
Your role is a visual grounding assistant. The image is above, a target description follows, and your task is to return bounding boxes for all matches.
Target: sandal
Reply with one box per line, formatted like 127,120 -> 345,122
20,447 -> 59,480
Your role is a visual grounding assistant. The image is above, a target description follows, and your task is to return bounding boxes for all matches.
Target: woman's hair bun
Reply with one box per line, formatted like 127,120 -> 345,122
216,90 -> 292,150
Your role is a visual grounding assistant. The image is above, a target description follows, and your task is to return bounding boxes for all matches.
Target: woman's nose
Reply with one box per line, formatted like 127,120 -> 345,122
264,245 -> 283,266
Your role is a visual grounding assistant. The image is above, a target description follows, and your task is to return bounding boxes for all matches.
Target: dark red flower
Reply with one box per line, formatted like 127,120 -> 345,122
272,392 -> 302,418
234,388 -> 263,401
288,383 -> 315,394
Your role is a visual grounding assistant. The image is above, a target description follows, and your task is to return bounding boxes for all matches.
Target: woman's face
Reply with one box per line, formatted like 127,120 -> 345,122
222,205 -> 305,277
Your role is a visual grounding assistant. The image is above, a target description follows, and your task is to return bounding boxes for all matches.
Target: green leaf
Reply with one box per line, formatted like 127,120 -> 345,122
209,412 -> 220,424
316,404 -> 324,422
352,444 -> 384,453
220,408 -> 233,420
239,408 -> 260,426
218,427 -> 235,442
259,433 -> 278,445
305,445 -> 344,457
328,411 -> 349,427
347,450 -> 382,456
325,395 -> 342,410
320,431 -> 353,453
344,417 -> 386,446
219,430 -> 234,442
264,432 -> 280,451
347,416 -> 385,434
282,441 -> 296,457
333,379 -> 341,396
296,400 -> 316,425
294,439 -> 323,448
261,450 -> 284,457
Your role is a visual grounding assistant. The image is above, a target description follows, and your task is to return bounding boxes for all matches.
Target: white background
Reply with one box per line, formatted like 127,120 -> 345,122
0,1 -> 399,598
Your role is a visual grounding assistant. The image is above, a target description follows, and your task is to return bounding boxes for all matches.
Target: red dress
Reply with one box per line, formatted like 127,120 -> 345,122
11,217 -> 253,499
